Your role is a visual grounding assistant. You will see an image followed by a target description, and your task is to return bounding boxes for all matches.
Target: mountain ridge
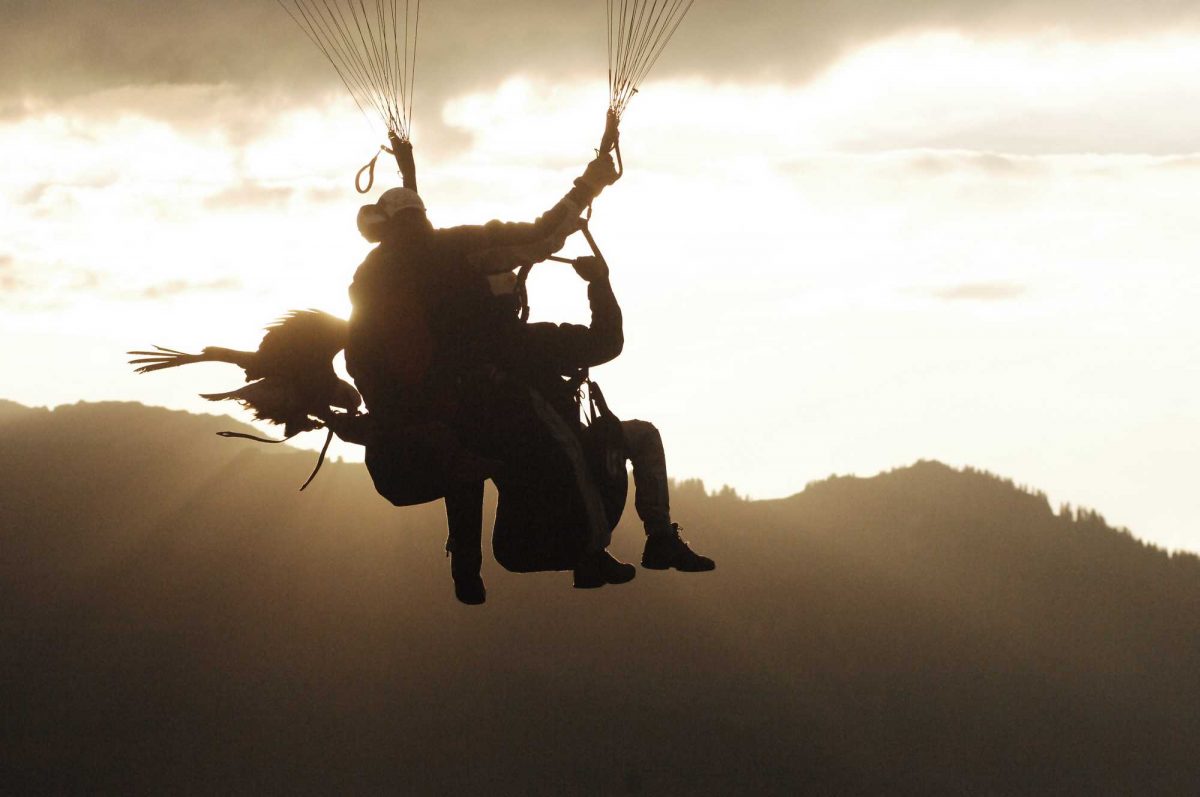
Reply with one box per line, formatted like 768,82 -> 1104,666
2,400 -> 1197,794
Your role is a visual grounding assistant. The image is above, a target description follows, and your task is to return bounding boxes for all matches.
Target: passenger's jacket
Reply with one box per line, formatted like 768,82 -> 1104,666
504,275 -> 624,421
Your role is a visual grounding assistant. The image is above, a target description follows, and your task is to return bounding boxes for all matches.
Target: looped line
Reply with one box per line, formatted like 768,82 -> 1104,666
355,147 -> 385,194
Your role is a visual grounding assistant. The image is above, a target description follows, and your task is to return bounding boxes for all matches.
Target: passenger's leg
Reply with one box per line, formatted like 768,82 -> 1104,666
445,480 -> 486,604
621,419 -> 716,573
621,419 -> 672,535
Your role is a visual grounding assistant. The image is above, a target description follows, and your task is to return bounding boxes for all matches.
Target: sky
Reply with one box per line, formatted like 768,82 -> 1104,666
2,1 -> 1199,552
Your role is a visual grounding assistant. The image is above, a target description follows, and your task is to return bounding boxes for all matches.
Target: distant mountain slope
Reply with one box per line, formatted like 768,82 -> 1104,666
2,402 -> 1198,795
0,398 -> 38,424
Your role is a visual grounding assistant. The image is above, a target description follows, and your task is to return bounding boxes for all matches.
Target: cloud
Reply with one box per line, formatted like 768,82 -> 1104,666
138,278 -> 242,300
203,182 -> 294,211
19,183 -> 53,206
1153,155 -> 1200,171
0,261 -> 108,301
5,3 -> 1199,164
19,174 -> 120,209
928,281 -> 1028,301
4,1 -> 1198,108
0,255 -> 240,306
907,152 -> 1042,177
305,186 -> 347,205
0,255 -> 18,291
0,256 -> 64,309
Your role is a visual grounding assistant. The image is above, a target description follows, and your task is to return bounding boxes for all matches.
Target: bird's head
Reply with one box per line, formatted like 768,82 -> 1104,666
332,379 -> 363,413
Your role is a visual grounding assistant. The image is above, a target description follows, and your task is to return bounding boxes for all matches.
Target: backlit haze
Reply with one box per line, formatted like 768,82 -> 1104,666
2,2 -> 1198,551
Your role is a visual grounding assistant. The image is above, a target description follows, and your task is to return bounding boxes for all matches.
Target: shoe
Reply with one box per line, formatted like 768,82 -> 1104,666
451,551 -> 486,605
573,550 -> 637,589
642,524 -> 715,572
453,573 -> 486,605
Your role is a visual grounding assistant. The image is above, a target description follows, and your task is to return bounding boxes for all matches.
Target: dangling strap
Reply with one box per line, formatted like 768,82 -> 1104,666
585,376 -> 615,425
299,427 -> 336,492
216,430 -> 297,444
216,426 -> 335,491
515,264 -> 533,323
572,368 -> 594,424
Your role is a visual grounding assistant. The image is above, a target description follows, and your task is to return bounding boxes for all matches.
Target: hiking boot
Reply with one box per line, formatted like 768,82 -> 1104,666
573,550 -> 637,589
642,524 -> 715,572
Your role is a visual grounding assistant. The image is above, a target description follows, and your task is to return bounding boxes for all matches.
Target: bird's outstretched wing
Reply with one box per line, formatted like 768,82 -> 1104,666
251,310 -> 348,380
200,381 -> 325,437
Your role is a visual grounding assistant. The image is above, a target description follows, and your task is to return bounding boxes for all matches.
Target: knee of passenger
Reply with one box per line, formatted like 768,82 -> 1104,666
622,419 -> 660,448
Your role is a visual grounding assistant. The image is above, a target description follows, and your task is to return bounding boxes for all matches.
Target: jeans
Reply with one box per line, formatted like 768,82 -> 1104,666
621,419 -> 672,534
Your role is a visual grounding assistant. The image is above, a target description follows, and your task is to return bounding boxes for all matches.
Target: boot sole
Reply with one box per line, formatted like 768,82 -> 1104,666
573,571 -> 636,588
641,560 -> 715,572
454,588 -> 487,605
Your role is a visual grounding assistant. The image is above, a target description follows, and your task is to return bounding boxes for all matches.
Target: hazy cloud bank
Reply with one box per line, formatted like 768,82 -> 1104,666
0,257 -> 94,310
0,253 -> 241,308
5,0 -> 1198,106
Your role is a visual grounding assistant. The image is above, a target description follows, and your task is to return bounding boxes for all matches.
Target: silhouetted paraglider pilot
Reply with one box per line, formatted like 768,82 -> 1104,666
343,153 -> 643,597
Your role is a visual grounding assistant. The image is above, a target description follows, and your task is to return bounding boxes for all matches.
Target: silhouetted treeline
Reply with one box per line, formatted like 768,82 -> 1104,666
2,401 -> 1198,795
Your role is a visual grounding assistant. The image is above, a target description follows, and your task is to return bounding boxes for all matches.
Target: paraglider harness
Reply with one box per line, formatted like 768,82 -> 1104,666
510,212 -> 629,532
573,372 -> 628,530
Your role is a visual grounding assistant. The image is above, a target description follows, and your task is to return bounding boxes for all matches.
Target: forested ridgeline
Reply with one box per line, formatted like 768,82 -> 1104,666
3,401 -> 1198,794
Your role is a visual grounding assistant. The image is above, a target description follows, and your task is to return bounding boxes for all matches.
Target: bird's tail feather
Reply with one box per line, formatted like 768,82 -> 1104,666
127,345 -> 250,374
127,346 -> 207,374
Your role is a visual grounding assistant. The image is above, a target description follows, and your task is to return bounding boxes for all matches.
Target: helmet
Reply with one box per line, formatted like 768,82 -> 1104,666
357,187 -> 426,242
377,187 -> 425,216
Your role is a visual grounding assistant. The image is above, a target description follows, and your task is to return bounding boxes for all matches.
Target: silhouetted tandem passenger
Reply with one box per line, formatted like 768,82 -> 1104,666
440,248 -> 714,603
